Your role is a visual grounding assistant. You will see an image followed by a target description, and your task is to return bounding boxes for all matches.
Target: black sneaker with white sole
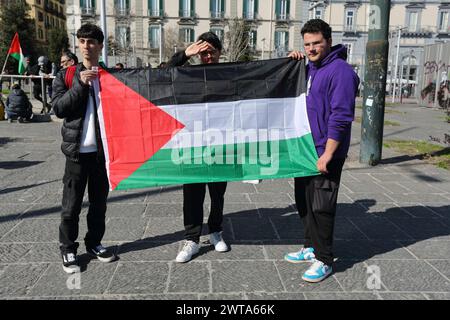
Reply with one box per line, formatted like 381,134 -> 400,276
86,245 -> 116,263
62,252 -> 80,274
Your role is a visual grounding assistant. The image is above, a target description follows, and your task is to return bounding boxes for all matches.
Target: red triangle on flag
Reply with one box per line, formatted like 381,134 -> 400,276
98,69 -> 185,190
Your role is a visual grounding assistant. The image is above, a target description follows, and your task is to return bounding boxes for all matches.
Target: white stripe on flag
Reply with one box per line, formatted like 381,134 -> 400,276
161,94 -> 310,149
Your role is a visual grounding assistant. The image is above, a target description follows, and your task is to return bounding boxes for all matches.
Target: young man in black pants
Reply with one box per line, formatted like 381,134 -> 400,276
167,32 -> 229,263
52,24 -> 116,274
285,19 -> 359,282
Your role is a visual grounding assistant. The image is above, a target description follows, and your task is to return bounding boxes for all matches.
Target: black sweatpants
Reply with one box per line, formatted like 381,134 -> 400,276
59,153 -> 109,254
294,158 -> 345,266
183,182 -> 227,243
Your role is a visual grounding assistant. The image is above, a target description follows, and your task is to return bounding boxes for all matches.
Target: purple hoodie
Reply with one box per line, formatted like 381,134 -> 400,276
306,44 -> 360,159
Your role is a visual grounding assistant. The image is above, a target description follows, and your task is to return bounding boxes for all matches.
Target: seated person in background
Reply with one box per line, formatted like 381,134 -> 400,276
5,82 -> 33,123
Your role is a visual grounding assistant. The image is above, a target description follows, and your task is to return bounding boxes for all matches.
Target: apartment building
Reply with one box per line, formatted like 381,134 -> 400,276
27,0 -> 67,44
65,0 -> 449,94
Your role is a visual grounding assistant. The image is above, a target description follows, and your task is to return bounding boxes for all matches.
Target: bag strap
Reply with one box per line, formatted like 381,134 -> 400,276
64,65 -> 77,89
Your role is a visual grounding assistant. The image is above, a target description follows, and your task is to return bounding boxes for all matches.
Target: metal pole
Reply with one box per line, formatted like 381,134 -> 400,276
159,23 -> 163,64
433,44 -> 442,108
392,27 -> 401,103
360,0 -> 391,165
261,38 -> 265,60
100,0 -> 108,66
406,49 -> 413,98
41,76 -> 47,114
269,0 -> 274,59
72,33 -> 77,54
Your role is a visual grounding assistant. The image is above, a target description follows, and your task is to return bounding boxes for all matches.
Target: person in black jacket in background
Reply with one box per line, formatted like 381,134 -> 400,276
5,82 -> 33,123
167,32 -> 229,263
52,24 -> 116,274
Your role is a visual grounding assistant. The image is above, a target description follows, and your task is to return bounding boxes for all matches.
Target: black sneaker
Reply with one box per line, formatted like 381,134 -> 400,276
86,245 -> 116,263
62,252 -> 80,274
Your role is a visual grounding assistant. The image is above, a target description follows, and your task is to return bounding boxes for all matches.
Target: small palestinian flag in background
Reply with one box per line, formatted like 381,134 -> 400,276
96,58 -> 319,190
7,33 -> 27,75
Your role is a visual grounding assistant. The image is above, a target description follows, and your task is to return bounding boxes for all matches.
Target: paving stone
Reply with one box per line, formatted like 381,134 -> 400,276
103,218 -> 149,242
333,218 -> 368,240
336,203 -> 369,218
269,216 -> 305,240
425,204 -> 450,218
144,204 -> 183,217
426,260 -> 450,279
248,193 -> 293,204
246,292 -> 306,300
346,192 -> 396,203
263,242 -> 310,261
387,193 -> 450,203
104,204 -> 147,218
305,292 -> 380,300
366,260 -> 450,292
348,217 -> 412,240
334,240 -> 415,261
230,217 -> 278,240
211,261 -> 284,293
168,261 -> 210,293
422,293 -> 450,300
0,219 -> 59,242
195,242 -> 266,261
224,181 -> 257,194
399,203 -> 443,218
117,241 -> 179,262
0,263 -> 49,297
0,243 -> 32,263
379,293 -> 428,300
0,220 -> 22,240
254,180 -> 293,193
358,203 -> 413,218
21,204 -> 61,219
107,262 -> 169,294
199,293 -> 245,299
388,218 -> 450,241
333,261 -> 388,292
0,203 -> 32,218
401,241 -> 450,260
28,262 -> 117,296
222,204 -> 259,217
256,203 -> 296,217
143,217 -> 185,241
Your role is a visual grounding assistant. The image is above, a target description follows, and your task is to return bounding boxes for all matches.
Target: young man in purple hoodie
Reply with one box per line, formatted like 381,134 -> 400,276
285,19 -> 360,282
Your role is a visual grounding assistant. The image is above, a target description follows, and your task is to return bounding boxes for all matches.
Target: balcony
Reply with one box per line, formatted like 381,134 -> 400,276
276,13 -> 290,21
148,9 -> 164,18
210,11 -> 225,20
115,7 -> 130,17
243,11 -> 258,21
81,7 -> 96,16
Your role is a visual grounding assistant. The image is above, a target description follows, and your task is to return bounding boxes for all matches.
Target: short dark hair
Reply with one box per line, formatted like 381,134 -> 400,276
115,63 -> 124,68
77,23 -> 104,44
63,51 -> 78,64
197,32 -> 222,51
301,19 -> 332,40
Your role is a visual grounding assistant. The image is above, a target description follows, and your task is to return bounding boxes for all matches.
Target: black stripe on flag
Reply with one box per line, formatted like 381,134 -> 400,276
108,58 -> 306,106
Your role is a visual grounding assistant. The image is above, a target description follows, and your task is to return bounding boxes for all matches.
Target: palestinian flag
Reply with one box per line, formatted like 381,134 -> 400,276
7,33 -> 27,75
96,58 -> 319,190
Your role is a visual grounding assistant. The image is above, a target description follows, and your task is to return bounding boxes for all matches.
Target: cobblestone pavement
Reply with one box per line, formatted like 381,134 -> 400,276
0,100 -> 449,300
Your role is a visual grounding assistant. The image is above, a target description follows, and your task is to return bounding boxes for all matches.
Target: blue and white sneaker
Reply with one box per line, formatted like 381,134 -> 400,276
284,247 -> 315,263
302,260 -> 332,283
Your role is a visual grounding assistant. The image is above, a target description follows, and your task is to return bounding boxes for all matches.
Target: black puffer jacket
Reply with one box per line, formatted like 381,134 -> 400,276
52,63 -> 96,162
6,88 -> 32,114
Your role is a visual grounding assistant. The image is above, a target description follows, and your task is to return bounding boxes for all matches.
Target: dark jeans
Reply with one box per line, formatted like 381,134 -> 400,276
294,158 -> 345,266
6,109 -> 32,120
183,182 -> 227,243
59,152 -> 109,254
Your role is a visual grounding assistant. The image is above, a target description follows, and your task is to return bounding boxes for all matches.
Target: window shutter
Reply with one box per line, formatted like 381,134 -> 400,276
255,0 -> 258,14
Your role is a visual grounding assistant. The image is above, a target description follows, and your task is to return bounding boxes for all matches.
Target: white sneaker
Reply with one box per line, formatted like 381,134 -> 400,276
175,240 -> 200,263
209,232 -> 228,252
242,180 -> 262,184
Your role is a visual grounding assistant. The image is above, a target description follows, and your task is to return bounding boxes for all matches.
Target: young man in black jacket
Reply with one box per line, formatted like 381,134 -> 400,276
167,32 -> 229,263
52,24 -> 116,274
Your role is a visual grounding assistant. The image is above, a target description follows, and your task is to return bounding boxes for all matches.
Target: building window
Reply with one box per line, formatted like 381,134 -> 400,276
274,30 -> 289,55
343,43 -> 353,63
149,25 -> 160,49
210,28 -> 224,42
115,0 -> 130,16
116,25 -> 130,48
345,9 -> 355,31
210,0 -> 225,19
38,11 -> 44,21
407,11 -> 419,32
179,0 -> 195,18
248,30 -> 257,50
180,28 -> 195,43
275,0 -> 290,20
80,0 -> 96,15
38,28 -> 44,39
148,0 -> 163,17
243,0 -> 258,20
438,10 -> 449,32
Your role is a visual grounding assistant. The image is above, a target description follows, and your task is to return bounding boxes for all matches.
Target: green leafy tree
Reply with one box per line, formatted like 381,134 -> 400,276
47,27 -> 70,64
0,0 -> 37,73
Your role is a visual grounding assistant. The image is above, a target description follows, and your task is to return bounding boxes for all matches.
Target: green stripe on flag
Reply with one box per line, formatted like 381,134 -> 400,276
115,134 -> 319,190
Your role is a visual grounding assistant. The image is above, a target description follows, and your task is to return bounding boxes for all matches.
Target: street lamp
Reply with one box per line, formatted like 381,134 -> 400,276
392,26 -> 407,103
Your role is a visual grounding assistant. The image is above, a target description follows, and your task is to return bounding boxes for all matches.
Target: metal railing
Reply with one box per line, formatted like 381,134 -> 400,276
0,74 -> 55,115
